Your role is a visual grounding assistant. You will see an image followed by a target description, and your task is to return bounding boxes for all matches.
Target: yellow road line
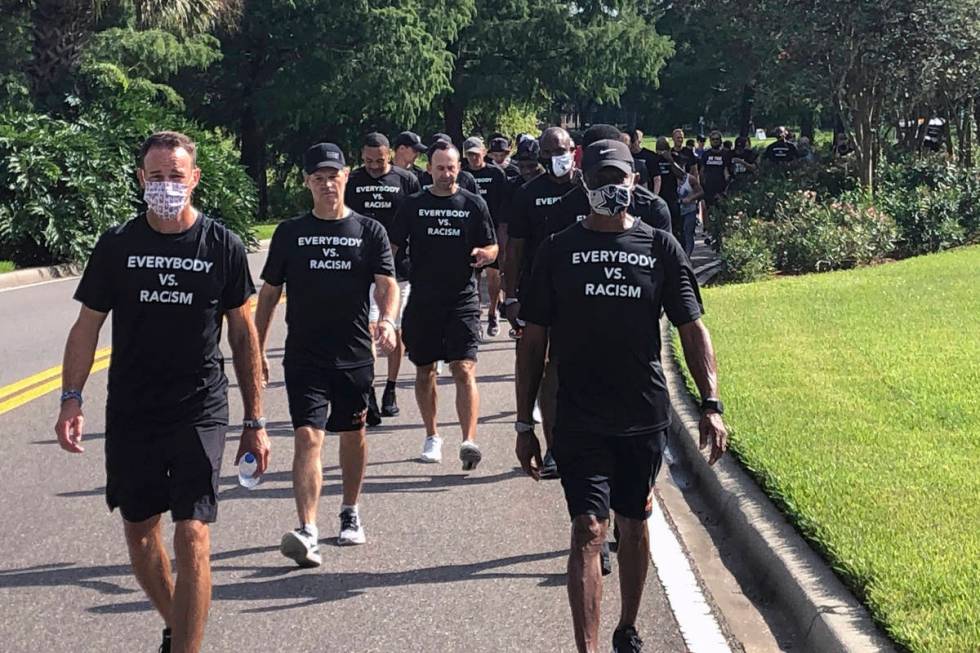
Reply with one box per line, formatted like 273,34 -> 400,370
0,356 -> 112,415
0,347 -> 111,402
0,294 -> 284,417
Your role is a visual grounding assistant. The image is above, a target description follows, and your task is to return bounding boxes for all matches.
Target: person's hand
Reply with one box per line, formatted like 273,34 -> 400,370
236,427 -> 271,475
515,431 -> 543,480
375,320 -> 397,356
699,412 -> 729,465
261,353 -> 270,388
55,400 -> 85,453
470,247 -> 495,268
681,197 -> 693,205
504,301 -> 521,330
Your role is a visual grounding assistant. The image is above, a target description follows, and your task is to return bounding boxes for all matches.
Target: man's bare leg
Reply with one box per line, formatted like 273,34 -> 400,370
338,428 -> 367,506
486,268 -> 502,325
124,515 -> 174,628
171,519 -> 211,653
539,354 -> 558,451
449,359 -> 478,442
568,514 -> 607,653
614,515 -> 650,631
293,426 -> 325,525
387,332 -> 404,384
415,363 -> 438,436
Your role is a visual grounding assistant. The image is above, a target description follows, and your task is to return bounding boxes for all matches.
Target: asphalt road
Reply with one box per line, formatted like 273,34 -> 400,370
0,248 -> 696,652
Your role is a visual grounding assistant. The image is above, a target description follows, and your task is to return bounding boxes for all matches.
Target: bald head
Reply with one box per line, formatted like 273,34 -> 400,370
540,127 -> 573,151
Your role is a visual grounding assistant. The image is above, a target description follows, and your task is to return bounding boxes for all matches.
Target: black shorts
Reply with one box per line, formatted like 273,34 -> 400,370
402,299 -> 480,366
105,419 -> 224,524
284,362 -> 373,432
552,428 -> 668,521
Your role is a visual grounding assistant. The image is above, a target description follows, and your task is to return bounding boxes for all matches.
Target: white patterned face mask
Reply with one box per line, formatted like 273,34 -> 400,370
143,181 -> 188,221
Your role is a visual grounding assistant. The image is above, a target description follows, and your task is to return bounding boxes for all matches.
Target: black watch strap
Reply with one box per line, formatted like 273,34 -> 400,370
700,398 -> 724,415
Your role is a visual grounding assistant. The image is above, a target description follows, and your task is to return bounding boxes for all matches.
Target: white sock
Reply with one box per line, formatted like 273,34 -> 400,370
302,523 -> 318,541
341,504 -> 358,515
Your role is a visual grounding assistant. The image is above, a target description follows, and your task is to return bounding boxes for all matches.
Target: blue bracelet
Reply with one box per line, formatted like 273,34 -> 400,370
60,390 -> 83,405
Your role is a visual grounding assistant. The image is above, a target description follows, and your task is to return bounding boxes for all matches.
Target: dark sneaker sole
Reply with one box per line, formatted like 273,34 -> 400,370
381,406 -> 400,417
540,466 -> 559,479
280,533 -> 322,568
460,446 -> 482,471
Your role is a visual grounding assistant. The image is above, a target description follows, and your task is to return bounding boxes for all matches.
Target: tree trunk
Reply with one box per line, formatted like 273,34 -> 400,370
964,98 -> 974,168
27,0 -> 94,111
240,102 -> 268,220
801,108 -> 815,140
442,92 -> 465,146
738,82 -> 755,137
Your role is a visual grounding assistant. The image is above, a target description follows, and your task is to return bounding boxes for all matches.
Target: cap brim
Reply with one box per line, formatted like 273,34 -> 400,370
585,160 -> 633,176
411,143 -> 427,152
305,161 -> 345,174
464,147 -> 483,154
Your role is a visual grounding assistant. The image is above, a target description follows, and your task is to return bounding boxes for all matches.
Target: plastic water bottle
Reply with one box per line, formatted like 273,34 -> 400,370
238,452 -> 260,489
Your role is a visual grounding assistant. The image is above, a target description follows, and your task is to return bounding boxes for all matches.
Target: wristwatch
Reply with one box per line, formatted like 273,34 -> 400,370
700,398 -> 725,415
243,417 -> 267,430
514,420 -> 534,434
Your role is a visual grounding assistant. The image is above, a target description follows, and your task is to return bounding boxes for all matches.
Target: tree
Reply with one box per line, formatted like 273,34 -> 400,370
438,1 -> 673,142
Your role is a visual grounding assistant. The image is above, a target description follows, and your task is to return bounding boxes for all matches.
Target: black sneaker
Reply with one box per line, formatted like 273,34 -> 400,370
600,541 -> 613,576
487,315 -> 500,337
159,627 -> 172,653
612,625 -> 643,653
540,451 -> 559,479
367,386 -> 382,426
381,381 -> 399,417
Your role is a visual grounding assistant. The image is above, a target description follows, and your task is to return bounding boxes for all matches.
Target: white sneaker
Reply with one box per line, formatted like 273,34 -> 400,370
459,441 -> 483,471
280,527 -> 322,567
337,508 -> 366,546
420,435 -> 443,463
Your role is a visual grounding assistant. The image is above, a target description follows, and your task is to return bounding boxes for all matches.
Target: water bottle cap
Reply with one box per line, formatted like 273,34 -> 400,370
244,452 -> 256,464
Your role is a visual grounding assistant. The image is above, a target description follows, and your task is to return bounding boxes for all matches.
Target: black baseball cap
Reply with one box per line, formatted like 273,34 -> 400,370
581,139 -> 633,176
393,131 -> 426,152
430,132 -> 452,146
489,137 -> 510,153
513,138 -> 540,162
303,143 -> 346,174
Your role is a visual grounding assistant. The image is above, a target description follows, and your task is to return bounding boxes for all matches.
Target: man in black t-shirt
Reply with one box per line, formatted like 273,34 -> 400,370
463,135 -> 510,338
699,130 -> 733,249
652,136 -> 688,241
257,142 -> 399,566
418,133 -> 480,193
345,132 -> 421,421
629,128 -> 660,192
56,131 -> 268,653
392,130 -> 428,185
516,139 -> 730,653
764,127 -> 800,164
670,128 -> 697,175
487,135 -> 521,180
390,140 -> 498,470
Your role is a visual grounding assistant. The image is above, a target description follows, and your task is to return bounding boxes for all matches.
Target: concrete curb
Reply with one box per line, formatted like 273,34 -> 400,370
0,262 -> 83,291
660,317 -> 897,653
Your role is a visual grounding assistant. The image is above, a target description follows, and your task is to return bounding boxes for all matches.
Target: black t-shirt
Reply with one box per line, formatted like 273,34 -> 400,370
390,188 -> 496,307
520,221 -> 703,436
462,162 -> 510,223
396,163 -> 426,187
344,166 -> 420,233
654,153 -> 681,201
551,185 -> 672,235
634,148 -> 660,191
699,148 -> 732,192
670,146 -> 696,173
261,212 -> 395,369
74,213 -> 255,427
731,148 -> 758,176
508,173 -> 579,290
764,141 -> 799,163
632,157 -> 650,188
418,169 -> 479,194
501,161 -> 521,180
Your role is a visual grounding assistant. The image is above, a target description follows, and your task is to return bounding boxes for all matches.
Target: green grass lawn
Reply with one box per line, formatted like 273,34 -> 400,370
676,246 -> 980,653
253,223 -> 277,241
0,260 -> 14,273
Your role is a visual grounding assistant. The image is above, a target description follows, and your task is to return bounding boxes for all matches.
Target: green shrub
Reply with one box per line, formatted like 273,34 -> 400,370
878,186 -> 966,257
718,219 -> 776,283
0,102 -> 255,266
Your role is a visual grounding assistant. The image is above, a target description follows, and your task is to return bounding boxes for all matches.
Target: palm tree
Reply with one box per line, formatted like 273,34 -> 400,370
25,0 -> 240,107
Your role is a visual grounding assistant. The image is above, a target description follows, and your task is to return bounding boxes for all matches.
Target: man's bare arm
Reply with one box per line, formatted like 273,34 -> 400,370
55,306 -> 108,453
226,304 -> 271,472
